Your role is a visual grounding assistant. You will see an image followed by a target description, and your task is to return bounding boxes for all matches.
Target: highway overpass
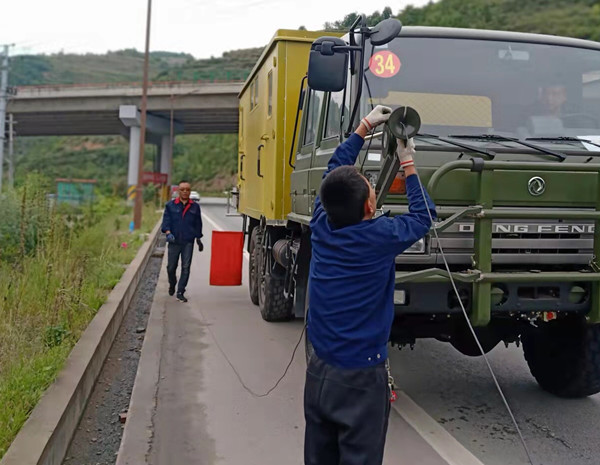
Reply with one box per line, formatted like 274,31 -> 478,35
5,81 -> 244,198
6,81 -> 243,136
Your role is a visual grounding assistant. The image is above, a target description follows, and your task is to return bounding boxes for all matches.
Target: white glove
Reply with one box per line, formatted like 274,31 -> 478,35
360,105 -> 392,131
396,138 -> 416,169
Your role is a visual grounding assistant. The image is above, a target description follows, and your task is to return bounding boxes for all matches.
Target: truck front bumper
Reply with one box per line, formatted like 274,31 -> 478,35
395,269 -> 600,324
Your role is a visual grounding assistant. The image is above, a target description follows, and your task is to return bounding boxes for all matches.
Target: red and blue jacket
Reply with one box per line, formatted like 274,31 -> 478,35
307,133 -> 436,369
161,198 -> 203,244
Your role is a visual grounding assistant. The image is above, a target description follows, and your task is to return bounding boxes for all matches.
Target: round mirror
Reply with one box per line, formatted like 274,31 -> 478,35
370,19 -> 402,46
387,106 -> 421,139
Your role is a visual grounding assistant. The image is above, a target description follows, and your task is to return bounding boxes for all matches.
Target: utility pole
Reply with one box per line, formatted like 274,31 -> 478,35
8,113 -> 14,188
133,0 -> 152,230
0,45 -> 10,192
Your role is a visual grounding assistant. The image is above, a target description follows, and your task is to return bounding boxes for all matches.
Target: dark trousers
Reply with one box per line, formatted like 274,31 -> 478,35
166,242 -> 194,294
304,353 -> 391,465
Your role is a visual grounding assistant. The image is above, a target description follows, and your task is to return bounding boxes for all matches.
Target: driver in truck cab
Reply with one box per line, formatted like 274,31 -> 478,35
304,105 -> 437,465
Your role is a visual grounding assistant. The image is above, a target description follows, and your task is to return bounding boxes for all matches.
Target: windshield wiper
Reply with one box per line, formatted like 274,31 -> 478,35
416,133 -> 496,159
449,134 -> 566,162
526,136 -> 600,151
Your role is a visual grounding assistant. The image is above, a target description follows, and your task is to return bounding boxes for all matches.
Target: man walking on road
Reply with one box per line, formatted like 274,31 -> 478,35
161,180 -> 204,302
304,105 -> 436,465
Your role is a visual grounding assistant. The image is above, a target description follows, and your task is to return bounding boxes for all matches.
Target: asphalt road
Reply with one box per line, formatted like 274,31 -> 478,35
201,200 -> 600,465
136,198 -> 450,465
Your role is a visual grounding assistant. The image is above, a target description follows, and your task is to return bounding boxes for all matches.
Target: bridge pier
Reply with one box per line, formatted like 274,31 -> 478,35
119,105 -> 182,205
126,126 -> 141,204
160,135 -> 172,202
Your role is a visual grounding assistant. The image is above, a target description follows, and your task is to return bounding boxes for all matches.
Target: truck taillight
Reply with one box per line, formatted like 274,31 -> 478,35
389,172 -> 406,195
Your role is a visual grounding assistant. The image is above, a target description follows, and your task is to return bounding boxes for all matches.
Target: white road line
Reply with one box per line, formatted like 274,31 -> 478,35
202,211 -> 250,261
393,391 -> 485,465
204,211 -> 484,465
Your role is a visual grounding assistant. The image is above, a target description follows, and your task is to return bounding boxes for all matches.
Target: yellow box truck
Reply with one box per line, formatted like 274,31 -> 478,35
237,29 -> 341,321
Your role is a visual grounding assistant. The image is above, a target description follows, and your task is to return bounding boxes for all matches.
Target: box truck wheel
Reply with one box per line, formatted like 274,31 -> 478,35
248,227 -> 261,306
257,228 -> 293,322
259,273 -> 293,322
522,317 -> 600,398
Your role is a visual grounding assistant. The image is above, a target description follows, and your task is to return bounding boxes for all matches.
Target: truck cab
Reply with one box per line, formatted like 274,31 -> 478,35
239,18 -> 600,398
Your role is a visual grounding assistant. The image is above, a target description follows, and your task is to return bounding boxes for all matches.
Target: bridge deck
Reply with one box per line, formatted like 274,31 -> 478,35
7,81 -> 243,136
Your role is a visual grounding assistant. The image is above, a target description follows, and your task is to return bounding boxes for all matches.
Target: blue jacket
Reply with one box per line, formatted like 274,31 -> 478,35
307,133 -> 436,369
161,198 -> 203,244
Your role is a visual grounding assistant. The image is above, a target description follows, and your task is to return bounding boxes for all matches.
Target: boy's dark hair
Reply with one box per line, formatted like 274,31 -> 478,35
178,180 -> 190,185
320,166 -> 369,228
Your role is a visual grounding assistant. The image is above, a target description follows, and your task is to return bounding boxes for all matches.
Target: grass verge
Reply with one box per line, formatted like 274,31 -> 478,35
0,195 -> 159,459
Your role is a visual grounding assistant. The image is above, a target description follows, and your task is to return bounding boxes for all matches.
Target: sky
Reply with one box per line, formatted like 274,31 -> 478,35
2,0 -> 433,59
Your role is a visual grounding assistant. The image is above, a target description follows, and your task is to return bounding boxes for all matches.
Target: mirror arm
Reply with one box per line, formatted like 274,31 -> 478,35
331,45 -> 361,53
349,14 -> 366,72
344,36 -> 367,138
348,14 -> 367,43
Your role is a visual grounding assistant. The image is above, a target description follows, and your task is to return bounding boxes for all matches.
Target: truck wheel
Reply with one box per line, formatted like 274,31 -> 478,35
522,317 -> 600,398
257,228 -> 293,322
259,272 -> 293,321
248,227 -> 260,306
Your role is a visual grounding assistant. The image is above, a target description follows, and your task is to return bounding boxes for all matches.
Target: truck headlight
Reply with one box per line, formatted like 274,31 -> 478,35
404,238 -> 426,254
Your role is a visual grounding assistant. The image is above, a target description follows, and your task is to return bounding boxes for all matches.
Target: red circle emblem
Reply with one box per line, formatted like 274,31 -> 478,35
368,51 -> 401,78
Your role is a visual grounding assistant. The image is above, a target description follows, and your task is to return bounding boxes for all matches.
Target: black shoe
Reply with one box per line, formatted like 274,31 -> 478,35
168,286 -> 175,296
176,293 -> 188,303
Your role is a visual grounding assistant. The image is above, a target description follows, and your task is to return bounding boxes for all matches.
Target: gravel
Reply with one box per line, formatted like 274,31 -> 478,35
63,241 -> 164,465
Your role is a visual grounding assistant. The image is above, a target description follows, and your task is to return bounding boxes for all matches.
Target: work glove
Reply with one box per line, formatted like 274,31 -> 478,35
166,233 -> 175,244
196,238 -> 204,252
360,105 -> 392,131
396,138 -> 416,169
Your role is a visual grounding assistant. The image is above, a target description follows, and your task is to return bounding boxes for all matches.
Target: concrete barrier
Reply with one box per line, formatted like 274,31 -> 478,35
1,220 -> 162,465
115,251 -> 169,465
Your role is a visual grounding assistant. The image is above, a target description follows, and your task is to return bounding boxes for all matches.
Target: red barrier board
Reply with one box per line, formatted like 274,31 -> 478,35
209,231 -> 244,286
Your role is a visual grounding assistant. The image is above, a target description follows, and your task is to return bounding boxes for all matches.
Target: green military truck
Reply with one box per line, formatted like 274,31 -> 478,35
236,18 -> 600,397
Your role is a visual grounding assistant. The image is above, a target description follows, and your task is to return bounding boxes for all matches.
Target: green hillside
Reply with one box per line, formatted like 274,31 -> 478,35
8,0 -> 600,196
9,50 -> 192,86
327,0 -> 600,41
155,47 -> 264,82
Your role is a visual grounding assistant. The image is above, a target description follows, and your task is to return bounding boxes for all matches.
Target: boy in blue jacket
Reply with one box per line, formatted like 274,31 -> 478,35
304,105 -> 436,465
161,181 -> 203,302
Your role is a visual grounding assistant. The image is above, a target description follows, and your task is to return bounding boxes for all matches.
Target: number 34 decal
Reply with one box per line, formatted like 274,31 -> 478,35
368,51 -> 401,78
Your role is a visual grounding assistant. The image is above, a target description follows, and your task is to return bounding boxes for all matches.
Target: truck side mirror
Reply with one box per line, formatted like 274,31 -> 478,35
387,106 -> 421,140
307,37 -> 348,92
369,18 -> 402,46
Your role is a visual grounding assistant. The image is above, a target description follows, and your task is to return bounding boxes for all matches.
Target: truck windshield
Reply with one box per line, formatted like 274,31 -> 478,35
363,37 -> 600,144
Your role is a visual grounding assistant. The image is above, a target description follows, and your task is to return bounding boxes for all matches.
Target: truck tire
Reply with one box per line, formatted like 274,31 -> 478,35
259,272 -> 293,322
522,317 -> 600,398
248,227 -> 260,306
257,227 -> 293,321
